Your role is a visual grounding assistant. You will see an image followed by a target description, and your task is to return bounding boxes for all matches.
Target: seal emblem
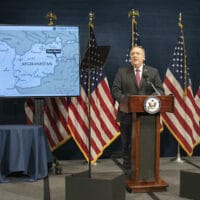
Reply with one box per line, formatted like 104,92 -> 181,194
144,96 -> 161,114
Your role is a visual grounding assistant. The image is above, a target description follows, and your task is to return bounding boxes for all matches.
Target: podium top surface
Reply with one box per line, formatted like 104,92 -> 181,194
120,95 -> 174,113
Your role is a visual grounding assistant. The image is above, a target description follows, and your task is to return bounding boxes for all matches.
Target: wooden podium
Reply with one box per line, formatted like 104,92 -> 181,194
120,95 -> 174,192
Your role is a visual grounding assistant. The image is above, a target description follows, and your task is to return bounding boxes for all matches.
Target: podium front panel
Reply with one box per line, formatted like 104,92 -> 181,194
139,114 -> 156,181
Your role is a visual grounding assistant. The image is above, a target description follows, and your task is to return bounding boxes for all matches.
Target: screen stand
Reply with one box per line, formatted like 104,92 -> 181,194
33,98 -> 44,125
33,98 -> 50,200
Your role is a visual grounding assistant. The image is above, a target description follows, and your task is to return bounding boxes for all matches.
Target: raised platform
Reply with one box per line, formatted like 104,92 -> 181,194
0,157 -> 200,200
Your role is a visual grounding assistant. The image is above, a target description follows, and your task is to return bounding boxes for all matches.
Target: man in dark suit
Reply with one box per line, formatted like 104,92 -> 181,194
112,46 -> 164,171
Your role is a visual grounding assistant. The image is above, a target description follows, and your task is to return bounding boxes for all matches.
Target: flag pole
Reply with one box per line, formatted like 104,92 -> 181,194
172,12 -> 185,163
128,9 -> 139,47
87,11 -> 95,178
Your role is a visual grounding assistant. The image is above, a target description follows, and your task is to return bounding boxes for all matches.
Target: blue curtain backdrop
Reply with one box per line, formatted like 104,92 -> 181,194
0,0 -> 200,159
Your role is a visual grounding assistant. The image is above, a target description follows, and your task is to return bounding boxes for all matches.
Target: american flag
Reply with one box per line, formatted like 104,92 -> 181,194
67,23 -> 120,163
125,23 -> 141,63
161,21 -> 200,155
25,97 -> 71,150
195,86 -> 200,121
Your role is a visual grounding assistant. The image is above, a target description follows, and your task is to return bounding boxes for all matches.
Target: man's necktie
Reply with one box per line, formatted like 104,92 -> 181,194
135,69 -> 141,87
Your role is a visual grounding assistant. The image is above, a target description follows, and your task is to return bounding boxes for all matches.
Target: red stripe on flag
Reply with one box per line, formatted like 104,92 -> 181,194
162,112 -> 193,154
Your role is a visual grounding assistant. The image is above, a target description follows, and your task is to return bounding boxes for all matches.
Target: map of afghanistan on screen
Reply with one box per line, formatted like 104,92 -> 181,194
0,25 -> 80,97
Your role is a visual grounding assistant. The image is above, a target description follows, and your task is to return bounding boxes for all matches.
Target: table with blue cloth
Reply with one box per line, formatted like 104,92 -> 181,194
0,125 -> 53,183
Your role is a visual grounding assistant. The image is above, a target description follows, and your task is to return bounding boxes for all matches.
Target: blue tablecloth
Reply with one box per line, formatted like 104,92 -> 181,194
0,125 -> 53,183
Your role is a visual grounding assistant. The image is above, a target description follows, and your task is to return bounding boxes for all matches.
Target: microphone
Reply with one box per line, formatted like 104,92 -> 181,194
143,72 -> 161,96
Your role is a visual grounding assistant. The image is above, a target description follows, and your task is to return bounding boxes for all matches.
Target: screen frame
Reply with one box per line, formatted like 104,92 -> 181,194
0,24 -> 80,98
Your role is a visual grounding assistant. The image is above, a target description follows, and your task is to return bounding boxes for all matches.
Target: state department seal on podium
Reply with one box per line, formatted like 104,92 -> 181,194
144,96 -> 161,114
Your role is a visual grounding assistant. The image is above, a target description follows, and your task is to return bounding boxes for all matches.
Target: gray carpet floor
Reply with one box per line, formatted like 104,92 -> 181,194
0,157 -> 199,200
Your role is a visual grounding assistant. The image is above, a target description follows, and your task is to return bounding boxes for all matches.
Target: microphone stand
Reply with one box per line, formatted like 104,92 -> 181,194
143,73 -> 161,96
149,82 -> 161,96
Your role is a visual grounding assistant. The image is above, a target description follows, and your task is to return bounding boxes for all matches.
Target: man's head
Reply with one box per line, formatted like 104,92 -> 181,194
129,46 -> 145,68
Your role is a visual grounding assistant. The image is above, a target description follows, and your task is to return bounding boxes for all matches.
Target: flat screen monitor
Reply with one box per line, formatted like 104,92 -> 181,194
0,25 -> 80,97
